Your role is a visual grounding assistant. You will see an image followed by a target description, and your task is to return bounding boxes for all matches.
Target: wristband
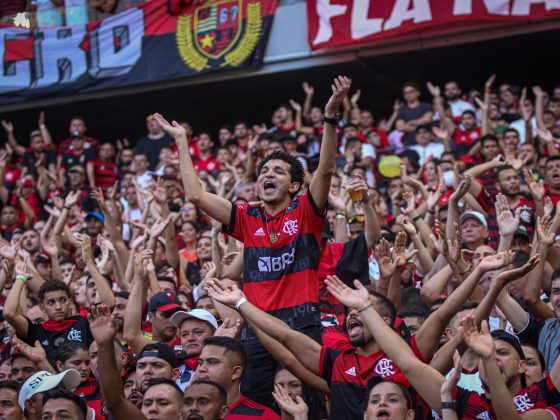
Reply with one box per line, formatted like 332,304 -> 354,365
358,303 -> 373,313
441,401 -> 456,410
16,274 -> 30,283
484,88 -> 491,93
412,215 -> 421,222
323,113 -> 341,126
459,267 -> 471,276
335,212 -> 346,220
235,297 -> 247,310
427,209 -> 435,215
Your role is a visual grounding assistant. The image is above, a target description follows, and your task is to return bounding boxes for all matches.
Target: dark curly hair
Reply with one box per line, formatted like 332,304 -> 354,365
256,151 -> 305,196
38,279 -> 71,302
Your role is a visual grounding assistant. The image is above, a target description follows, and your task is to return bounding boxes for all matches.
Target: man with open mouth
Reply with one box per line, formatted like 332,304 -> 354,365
155,76 -> 350,407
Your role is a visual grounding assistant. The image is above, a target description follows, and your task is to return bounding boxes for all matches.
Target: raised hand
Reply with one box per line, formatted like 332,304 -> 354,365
302,81 -> 314,96
396,214 -> 417,237
272,383 -> 309,418
430,221 -> 448,256
64,190 -> 82,208
12,338 -> 48,365
536,128 -> 556,144
75,233 -> 94,263
460,317 -> 494,359
544,196 -> 554,218
130,232 -> 148,251
536,215 -> 555,246
350,89 -> 361,106
441,350 -> 463,398
400,163 -> 423,191
393,231 -> 417,266
1,120 -> 14,133
43,205 -> 61,219
426,81 -> 441,97
485,74 -> 496,90
450,175 -> 472,204
133,249 -> 153,280
532,85 -> 544,98
289,99 -> 302,112
41,236 -> 59,257
494,194 -> 520,236
154,113 -> 187,142
90,187 -> 107,210
0,244 -> 16,261
151,178 -> 168,204
38,111 -> 46,127
426,185 -> 445,211
214,318 -> 242,339
494,254 -> 539,287
205,278 -> 244,307
87,304 -> 118,345
400,191 -> 416,215
477,250 -> 515,273
325,76 -> 351,115
523,168 -> 545,201
325,276 -> 369,311
432,126 -> 449,140
149,215 -> 172,238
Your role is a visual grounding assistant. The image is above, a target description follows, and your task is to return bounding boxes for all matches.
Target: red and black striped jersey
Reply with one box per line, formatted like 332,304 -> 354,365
455,374 -> 560,419
91,160 -> 119,190
224,192 -> 324,338
228,394 -> 280,419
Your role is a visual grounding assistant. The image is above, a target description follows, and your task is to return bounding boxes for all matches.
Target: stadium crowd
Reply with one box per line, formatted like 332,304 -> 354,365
0,74 -> 560,420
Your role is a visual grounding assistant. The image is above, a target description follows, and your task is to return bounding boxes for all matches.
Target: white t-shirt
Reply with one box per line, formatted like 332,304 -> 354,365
409,143 -> 445,166
449,99 -> 476,119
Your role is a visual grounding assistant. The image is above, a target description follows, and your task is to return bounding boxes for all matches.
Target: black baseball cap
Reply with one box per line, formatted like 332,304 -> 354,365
138,342 -> 178,368
491,330 -> 525,360
149,291 -> 182,313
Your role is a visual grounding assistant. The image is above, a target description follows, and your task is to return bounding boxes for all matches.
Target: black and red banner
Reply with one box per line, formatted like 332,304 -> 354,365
307,0 -> 560,50
0,0 -> 277,104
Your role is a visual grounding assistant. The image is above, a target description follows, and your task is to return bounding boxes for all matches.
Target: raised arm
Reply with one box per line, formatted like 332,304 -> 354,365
427,82 -> 455,134
154,113 -> 232,225
325,276 -> 446,413
89,305 -> 147,420
308,76 -> 351,210
1,120 -> 25,156
123,250 -> 152,354
3,259 -> 31,337
207,280 -> 323,375
76,233 -> 116,308
415,251 -> 515,361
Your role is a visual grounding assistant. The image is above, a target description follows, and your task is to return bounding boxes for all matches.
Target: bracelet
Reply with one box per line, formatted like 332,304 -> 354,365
323,113 -> 341,126
427,209 -> 435,215
235,297 -> 247,310
16,274 -> 30,283
358,303 -> 373,312
412,215 -> 421,222
441,401 -> 456,410
335,212 -> 346,220
459,267 -> 471,276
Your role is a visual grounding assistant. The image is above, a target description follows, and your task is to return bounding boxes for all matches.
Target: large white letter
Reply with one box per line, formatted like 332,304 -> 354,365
384,0 -> 432,31
0,28 -> 32,93
453,0 -> 511,15
312,0 -> 348,46
33,25 -> 87,89
351,0 -> 383,39
511,0 -> 560,15
89,8 -> 144,78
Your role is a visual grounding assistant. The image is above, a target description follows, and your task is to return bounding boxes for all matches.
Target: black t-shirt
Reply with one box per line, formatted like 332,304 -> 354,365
134,135 -> 173,170
396,102 -> 432,145
60,149 -> 96,170
20,316 -> 93,367
22,150 -> 57,176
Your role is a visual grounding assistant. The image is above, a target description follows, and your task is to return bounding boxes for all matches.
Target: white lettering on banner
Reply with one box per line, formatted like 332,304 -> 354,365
384,0 -> 432,31
89,8 -> 144,78
312,0 -> 348,45
0,28 -> 32,92
0,7 -> 144,93
511,0 -> 560,15
33,26 -> 87,88
351,0 -> 382,39
453,0 -> 510,16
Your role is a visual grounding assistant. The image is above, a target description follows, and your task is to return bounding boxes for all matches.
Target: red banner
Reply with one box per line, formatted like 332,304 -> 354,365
307,0 -> 560,50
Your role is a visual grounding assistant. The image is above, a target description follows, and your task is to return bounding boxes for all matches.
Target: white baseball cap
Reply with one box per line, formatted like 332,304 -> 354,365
18,369 -> 81,409
170,309 -> 218,330
460,211 -> 488,228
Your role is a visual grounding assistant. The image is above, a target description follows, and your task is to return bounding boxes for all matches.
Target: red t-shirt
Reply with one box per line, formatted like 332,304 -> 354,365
224,192 -> 324,336
193,154 -> 220,173
453,127 -> 481,146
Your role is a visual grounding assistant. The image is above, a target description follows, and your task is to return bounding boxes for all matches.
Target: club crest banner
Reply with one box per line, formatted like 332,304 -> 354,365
0,0 -> 277,104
